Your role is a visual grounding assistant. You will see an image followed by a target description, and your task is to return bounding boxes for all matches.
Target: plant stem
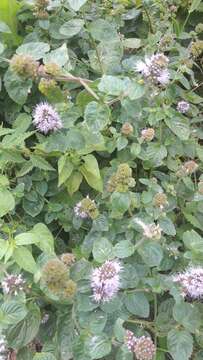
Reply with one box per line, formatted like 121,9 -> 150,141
134,237 -> 145,250
126,319 -> 156,334
143,5 -> 154,34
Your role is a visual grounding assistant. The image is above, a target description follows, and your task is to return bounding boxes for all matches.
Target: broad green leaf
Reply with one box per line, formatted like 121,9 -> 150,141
93,237 -> 114,263
15,232 -> 38,246
32,223 -> 55,254
165,117 -> 190,140
0,300 -> 28,328
114,240 -> 135,258
16,42 -> 50,60
13,247 -> 38,273
0,21 -> 11,33
98,75 -> 128,96
183,230 -> 203,253
84,101 -> 110,132
58,155 -> 74,187
66,171 -> 83,195
159,217 -> 176,236
189,0 -> 202,12
67,0 -> 88,11
43,43 -> 69,67
138,242 -> 163,267
4,69 -> 32,105
31,155 -> 55,171
80,154 -> 103,192
89,310 -> 107,334
85,334 -> 111,359
124,293 -> 150,318
167,330 -> 193,360
17,348 -> 33,360
123,38 -> 141,49
0,188 -> 15,217
173,302 -> 201,333
57,307 -> 74,360
111,192 -> 131,218
60,20 -> 84,38
89,19 -> 118,42
7,303 -> 41,348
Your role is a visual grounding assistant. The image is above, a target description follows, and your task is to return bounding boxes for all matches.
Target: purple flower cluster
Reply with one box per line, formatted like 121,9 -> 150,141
125,331 -> 156,360
1,274 -> 25,296
91,260 -> 122,303
135,53 -> 170,86
172,267 -> 203,299
32,102 -> 62,134
177,100 -> 190,113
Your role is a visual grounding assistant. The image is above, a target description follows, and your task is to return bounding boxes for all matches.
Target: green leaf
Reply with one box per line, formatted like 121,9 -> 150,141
4,69 -> 32,105
123,38 -> 141,49
0,300 -> 28,328
7,304 -> 41,349
111,192 -> 131,218
66,171 -> 83,195
183,230 -> 203,253
43,43 -> 69,67
0,21 -> 11,33
16,42 -> 50,60
98,75 -> 128,96
85,334 -> 111,359
164,117 -> 190,140
58,155 -> 74,187
138,242 -> 163,267
60,19 -> 84,38
31,155 -> 55,171
159,217 -> 176,236
84,101 -> 110,132
93,237 -> 114,263
189,0 -> 201,12
67,0 -> 88,11
57,307 -> 74,360
124,292 -> 150,318
114,240 -> 135,258
167,330 -> 193,360
89,19 -> 118,42
0,188 -> 15,217
13,247 -> 38,273
89,310 -> 107,334
17,348 -> 33,360
80,154 -> 103,192
32,223 -> 55,254
173,302 -> 201,333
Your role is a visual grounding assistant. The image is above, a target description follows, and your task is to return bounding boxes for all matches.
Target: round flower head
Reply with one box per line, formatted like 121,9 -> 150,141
141,128 -> 155,142
1,274 -> 25,296
134,218 -> 162,240
74,196 -> 99,220
134,336 -> 156,360
32,102 -> 62,134
135,53 -> 170,86
172,266 -> 203,299
177,101 -> 190,113
125,330 -> 136,352
91,260 -> 122,303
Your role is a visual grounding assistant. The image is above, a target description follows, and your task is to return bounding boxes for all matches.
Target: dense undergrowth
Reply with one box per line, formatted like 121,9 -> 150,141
0,0 -> 203,359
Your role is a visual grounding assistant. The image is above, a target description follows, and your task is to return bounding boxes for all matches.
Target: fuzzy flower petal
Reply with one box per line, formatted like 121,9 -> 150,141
33,102 -> 62,134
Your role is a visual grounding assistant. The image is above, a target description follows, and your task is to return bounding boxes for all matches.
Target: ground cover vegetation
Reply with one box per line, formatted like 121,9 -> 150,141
0,0 -> 203,359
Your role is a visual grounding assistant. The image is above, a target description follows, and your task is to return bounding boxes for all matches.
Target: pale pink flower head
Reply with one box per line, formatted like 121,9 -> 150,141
125,330 -> 136,352
135,53 -> 170,86
1,274 -> 25,296
172,266 -> 203,299
177,101 -> 190,113
33,102 -> 62,134
91,260 -> 122,303
134,336 -> 156,360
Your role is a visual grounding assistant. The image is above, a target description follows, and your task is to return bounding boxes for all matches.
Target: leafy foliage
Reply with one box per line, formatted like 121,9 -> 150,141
0,0 -> 203,359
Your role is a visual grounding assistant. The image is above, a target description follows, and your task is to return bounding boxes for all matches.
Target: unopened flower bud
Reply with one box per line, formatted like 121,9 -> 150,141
33,0 -> 49,18
44,62 -> 62,77
61,253 -> 76,266
121,122 -> 134,136
38,78 -> 57,96
153,193 -> 168,209
107,163 -> 135,193
10,54 -> 39,79
141,128 -> 155,142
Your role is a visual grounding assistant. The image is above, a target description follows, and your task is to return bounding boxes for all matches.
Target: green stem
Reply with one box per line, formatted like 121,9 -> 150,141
126,319 -> 156,334
134,237 -> 145,250
143,5 -> 154,34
